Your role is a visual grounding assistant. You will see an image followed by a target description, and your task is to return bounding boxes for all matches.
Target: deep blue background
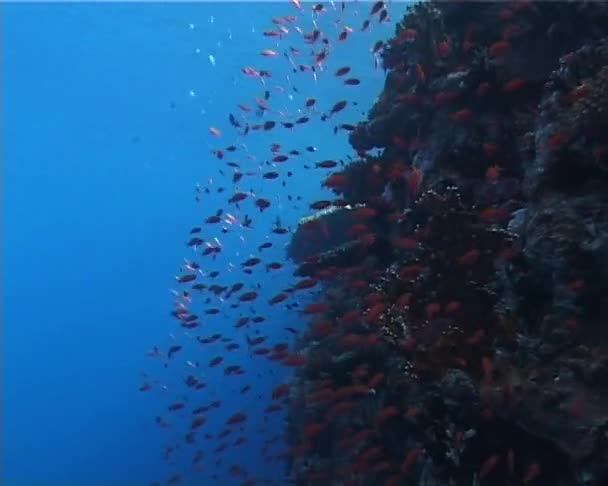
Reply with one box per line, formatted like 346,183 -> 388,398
2,2 -> 407,485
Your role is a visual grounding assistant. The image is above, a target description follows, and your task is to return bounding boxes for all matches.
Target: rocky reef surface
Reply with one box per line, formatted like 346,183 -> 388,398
285,2 -> 608,485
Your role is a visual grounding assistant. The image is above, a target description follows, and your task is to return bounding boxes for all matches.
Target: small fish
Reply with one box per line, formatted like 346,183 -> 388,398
242,257 -> 261,267
167,345 -> 182,358
414,63 -> 426,83
329,100 -> 347,114
450,109 -> 473,122
310,200 -> 332,210
437,40 -> 451,57
523,462 -> 541,483
479,454 -> 499,479
488,40 -> 511,57
369,1 -> 384,16
335,66 -> 351,77
315,160 -> 338,168
226,412 -> 247,425
503,78 -> 526,92
401,448 -> 423,475
269,292 -> 288,305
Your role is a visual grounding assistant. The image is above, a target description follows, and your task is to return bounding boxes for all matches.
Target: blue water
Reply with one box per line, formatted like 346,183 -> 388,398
2,2 -> 407,485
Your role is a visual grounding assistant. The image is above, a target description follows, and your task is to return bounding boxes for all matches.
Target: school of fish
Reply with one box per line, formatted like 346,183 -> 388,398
143,2 -> 402,485
142,1 -> 608,485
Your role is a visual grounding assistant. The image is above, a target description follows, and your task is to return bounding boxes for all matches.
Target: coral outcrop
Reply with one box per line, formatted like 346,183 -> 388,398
285,2 -> 608,485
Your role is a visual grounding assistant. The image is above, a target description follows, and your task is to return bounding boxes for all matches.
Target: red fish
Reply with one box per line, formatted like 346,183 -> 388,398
437,40 -> 451,58
283,354 -> 306,366
479,454 -> 499,479
546,131 -> 569,149
407,166 -> 422,196
272,383 -> 289,399
242,257 -> 261,267
228,192 -> 248,203
503,78 -> 526,92
523,462 -> 541,483
239,291 -> 258,302
477,81 -> 491,96
302,302 -> 328,314
191,416 -> 206,429
303,422 -> 325,439
488,40 -> 511,57
255,198 -> 271,211
414,63 -> 426,83
401,448 -> 423,475
269,292 -> 288,305
376,406 -> 401,425
459,249 -> 480,265
450,109 -> 473,122
168,402 -> 185,412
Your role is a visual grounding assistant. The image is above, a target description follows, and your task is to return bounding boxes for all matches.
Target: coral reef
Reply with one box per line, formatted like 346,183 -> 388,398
285,2 -> 608,485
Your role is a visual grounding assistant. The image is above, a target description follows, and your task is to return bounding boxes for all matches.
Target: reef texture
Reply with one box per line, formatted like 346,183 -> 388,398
285,2 -> 608,486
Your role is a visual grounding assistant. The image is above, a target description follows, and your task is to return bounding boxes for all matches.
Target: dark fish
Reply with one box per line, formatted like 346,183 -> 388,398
168,345 -> 182,359
336,68 -> 351,81
330,100 -> 347,115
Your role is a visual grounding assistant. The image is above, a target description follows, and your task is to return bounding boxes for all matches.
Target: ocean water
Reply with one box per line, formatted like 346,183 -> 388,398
2,2 -> 407,485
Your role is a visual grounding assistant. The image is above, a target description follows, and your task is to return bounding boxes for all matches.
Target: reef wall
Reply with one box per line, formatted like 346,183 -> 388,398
286,2 -> 608,485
